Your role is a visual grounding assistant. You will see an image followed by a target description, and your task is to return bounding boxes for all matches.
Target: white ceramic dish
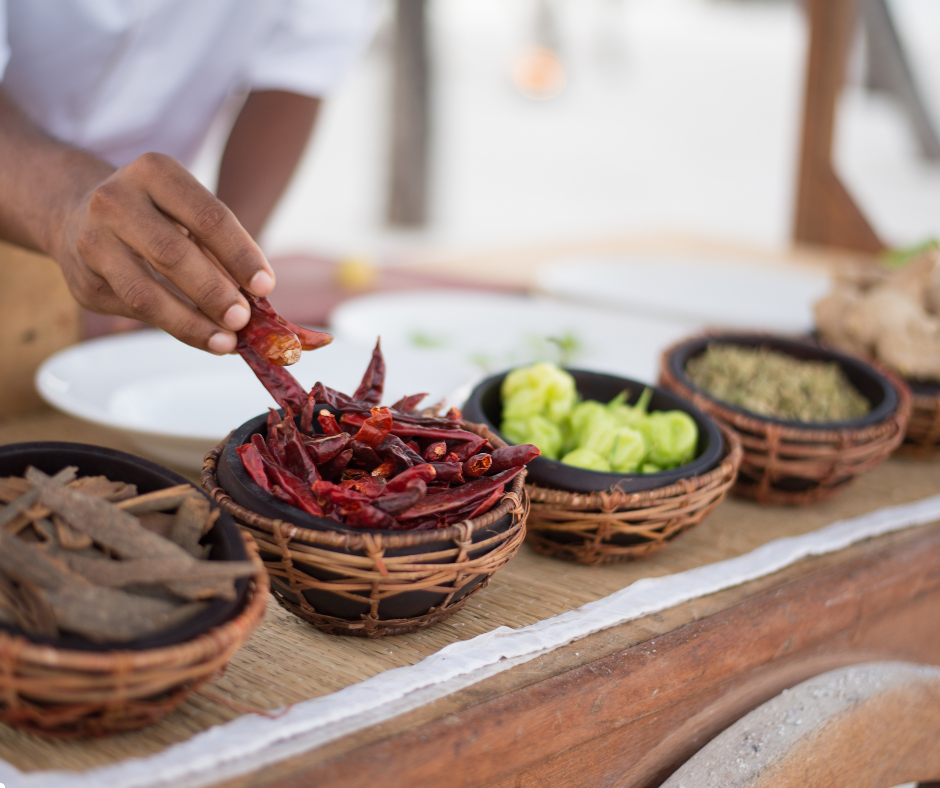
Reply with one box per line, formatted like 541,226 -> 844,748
329,289 -> 699,393
36,330 -> 470,470
535,256 -> 832,333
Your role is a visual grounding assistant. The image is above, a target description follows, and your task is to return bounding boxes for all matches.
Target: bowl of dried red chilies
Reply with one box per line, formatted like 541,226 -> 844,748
0,441 -> 268,737
202,294 -> 537,637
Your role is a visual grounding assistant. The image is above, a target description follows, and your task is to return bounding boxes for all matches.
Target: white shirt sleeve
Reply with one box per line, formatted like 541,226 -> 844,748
0,0 -> 10,81
247,0 -> 378,97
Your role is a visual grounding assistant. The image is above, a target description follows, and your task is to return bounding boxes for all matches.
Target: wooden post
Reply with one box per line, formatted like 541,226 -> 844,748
863,0 -> 940,160
386,0 -> 431,228
794,0 -> 884,254
0,241 -> 81,416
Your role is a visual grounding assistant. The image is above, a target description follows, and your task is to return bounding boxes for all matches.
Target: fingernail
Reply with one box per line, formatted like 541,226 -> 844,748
208,332 -> 237,354
223,303 -> 250,330
249,270 -> 275,296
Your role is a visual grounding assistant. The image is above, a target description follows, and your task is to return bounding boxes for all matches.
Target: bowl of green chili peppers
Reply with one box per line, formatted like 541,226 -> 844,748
463,363 -> 724,494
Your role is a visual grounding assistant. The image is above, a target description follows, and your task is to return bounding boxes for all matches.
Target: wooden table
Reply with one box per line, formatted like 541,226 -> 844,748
2,419 -> 939,787
1,239 -> 938,788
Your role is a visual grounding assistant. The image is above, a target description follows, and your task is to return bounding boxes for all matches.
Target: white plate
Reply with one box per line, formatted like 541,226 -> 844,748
535,256 -> 832,333
36,330 -> 471,470
329,289 -> 699,395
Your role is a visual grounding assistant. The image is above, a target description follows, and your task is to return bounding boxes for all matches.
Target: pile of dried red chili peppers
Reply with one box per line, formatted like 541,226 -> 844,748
233,295 -> 540,531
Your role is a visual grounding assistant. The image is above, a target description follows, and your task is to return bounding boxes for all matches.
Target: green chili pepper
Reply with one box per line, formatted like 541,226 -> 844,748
502,361 -> 577,423
501,415 -> 565,460
640,411 -> 698,469
499,363 -> 699,474
609,427 -> 648,473
560,448 -> 612,472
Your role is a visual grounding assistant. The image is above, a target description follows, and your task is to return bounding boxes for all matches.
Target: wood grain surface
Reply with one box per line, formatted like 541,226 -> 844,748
0,243 -> 81,417
209,522 -> 940,788
662,661 -> 940,787
1,390 -> 937,784
793,0 -> 884,253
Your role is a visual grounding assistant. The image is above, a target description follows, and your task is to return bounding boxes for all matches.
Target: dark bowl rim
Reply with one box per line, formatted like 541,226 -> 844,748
665,333 -> 901,430
906,378 -> 940,396
0,440 -> 250,651
217,411 -> 525,544
462,366 -> 726,494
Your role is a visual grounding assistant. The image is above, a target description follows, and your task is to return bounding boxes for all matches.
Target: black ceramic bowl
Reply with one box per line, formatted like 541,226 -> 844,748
0,441 -> 250,651
666,334 -> 899,430
462,369 -> 724,495
216,410 -> 517,622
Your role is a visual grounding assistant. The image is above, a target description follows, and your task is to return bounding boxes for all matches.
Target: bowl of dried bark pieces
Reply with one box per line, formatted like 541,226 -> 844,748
659,333 -> 911,505
0,441 -> 267,738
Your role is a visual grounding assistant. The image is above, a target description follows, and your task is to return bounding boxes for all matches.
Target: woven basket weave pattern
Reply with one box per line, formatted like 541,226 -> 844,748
899,391 -> 940,458
525,425 -> 742,566
0,535 -> 268,738
658,340 -> 912,505
203,422 -> 529,638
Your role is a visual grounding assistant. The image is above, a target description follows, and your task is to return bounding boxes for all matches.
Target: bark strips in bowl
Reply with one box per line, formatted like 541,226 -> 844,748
0,441 -> 267,737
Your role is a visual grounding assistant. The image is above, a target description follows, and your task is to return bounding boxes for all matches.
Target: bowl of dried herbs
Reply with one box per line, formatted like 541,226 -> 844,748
659,333 -> 910,505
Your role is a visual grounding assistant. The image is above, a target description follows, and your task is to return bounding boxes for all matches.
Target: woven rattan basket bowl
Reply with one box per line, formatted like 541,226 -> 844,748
462,369 -> 740,565
659,333 -> 912,505
0,442 -> 268,738
898,380 -> 940,458
203,416 -> 529,638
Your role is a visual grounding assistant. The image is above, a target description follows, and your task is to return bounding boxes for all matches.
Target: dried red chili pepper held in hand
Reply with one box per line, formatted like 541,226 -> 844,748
251,295 -> 333,351
237,342 -> 307,413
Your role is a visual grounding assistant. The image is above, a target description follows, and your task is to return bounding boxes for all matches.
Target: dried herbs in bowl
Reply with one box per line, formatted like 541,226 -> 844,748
669,335 -> 897,429
659,333 -> 908,504
685,343 -> 871,423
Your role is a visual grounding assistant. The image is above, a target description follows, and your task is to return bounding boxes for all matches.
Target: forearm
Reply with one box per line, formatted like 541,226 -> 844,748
0,88 -> 113,256
0,87 -> 276,354
216,90 -> 320,238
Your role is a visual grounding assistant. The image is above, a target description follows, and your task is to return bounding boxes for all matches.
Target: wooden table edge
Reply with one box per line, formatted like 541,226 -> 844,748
211,519 -> 940,788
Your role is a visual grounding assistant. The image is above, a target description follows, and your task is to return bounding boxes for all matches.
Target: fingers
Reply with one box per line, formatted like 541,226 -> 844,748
66,151 -> 278,352
107,194 -> 251,332
123,153 -> 275,297
78,235 -> 239,353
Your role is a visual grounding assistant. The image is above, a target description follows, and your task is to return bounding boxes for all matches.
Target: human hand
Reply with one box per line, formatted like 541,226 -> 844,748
53,152 -> 275,353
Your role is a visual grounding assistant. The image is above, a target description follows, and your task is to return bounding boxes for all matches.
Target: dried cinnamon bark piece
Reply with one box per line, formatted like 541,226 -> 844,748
169,496 -> 211,558
53,514 -> 93,550
0,523 -> 88,592
40,584 -> 205,643
45,549 -> 255,590
27,468 -> 235,600
117,484 -> 201,514
0,476 -> 32,503
69,475 -> 138,502
0,571 -> 58,637
137,511 -> 177,539
0,467 -> 76,532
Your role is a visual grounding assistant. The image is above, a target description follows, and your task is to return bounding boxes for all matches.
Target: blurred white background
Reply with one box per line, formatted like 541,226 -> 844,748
194,0 -> 940,263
